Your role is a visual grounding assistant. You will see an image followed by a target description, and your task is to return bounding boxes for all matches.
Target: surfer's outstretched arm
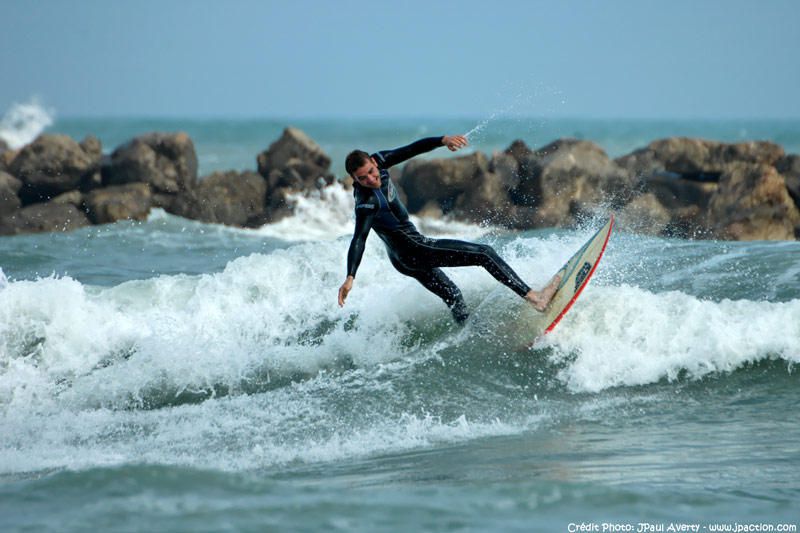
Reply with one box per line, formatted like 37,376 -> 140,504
338,207 -> 376,307
374,135 -> 468,168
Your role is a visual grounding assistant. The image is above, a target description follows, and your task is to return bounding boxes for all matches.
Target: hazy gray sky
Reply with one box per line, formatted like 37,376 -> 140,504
2,0 -> 798,119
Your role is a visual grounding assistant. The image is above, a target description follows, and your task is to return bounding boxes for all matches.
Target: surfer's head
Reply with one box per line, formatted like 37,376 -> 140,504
346,150 -> 380,188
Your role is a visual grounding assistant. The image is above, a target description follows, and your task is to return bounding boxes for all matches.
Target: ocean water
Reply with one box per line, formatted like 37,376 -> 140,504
1,111 -> 799,531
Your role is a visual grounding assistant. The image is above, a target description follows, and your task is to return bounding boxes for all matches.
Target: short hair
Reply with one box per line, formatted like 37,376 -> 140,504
345,150 -> 371,177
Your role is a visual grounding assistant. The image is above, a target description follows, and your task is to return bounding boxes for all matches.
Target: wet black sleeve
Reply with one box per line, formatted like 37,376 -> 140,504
373,136 -> 444,169
346,208 -> 376,278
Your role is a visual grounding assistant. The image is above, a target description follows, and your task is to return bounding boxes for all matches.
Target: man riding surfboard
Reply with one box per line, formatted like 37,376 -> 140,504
338,134 -> 560,322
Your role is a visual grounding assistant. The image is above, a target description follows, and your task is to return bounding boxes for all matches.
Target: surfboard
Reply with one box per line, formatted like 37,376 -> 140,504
532,215 -> 614,340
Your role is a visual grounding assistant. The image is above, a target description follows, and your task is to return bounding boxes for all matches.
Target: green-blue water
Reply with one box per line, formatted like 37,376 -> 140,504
1,117 -> 799,531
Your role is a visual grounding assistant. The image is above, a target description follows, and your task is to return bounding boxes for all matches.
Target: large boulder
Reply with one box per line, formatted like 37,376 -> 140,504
616,192 -> 672,236
776,154 -> 800,209
617,138 -> 785,181
0,171 -> 22,215
257,127 -> 331,178
105,132 -> 198,194
451,152 -> 519,224
9,134 -> 101,204
707,163 -> 800,240
0,202 -> 91,235
79,135 -> 104,192
170,171 -> 267,227
400,152 -> 490,213
0,149 -> 17,173
515,139 -> 635,227
265,157 -> 335,193
255,128 -> 335,223
84,183 -> 152,225
637,174 -> 719,237
641,175 -> 718,210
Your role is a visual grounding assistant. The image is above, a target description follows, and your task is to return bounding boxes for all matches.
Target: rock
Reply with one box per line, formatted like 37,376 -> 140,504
79,135 -> 102,161
515,139 -> 635,227
641,175 -> 718,210
617,193 -> 672,235
9,134 -> 100,204
151,193 -> 177,211
707,163 -> 800,240
449,151 -> 521,225
504,139 -> 533,168
0,202 -> 91,235
776,154 -> 800,208
257,127 -> 331,178
78,136 -> 104,192
170,171 -> 267,227
50,190 -> 83,207
617,138 -> 785,181
615,146 -> 664,181
254,128 -> 335,223
262,186 -> 296,225
0,171 -> 23,215
105,132 -> 198,194
0,149 -> 16,173
0,138 -> 8,153
339,175 -> 355,191
400,152 -> 489,213
84,183 -> 152,224
265,157 -> 334,193
415,200 -> 444,219
452,163 -> 516,225
489,151 -> 522,191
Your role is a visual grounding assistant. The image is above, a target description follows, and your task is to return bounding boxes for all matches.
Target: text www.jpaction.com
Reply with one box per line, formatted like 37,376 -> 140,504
567,523 -> 797,533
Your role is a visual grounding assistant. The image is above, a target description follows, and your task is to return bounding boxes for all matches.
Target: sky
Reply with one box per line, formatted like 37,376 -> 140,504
1,0 -> 799,119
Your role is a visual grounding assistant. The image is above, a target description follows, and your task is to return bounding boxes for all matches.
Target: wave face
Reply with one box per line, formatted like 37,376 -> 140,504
1,210 -> 798,476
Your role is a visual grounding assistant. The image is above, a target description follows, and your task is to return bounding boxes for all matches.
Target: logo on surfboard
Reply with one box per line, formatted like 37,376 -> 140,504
574,261 -> 592,291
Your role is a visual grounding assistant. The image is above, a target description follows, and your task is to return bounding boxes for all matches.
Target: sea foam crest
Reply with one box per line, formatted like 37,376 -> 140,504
547,284 -> 800,392
0,98 -> 55,149
0,237 -> 471,410
251,182 -> 492,242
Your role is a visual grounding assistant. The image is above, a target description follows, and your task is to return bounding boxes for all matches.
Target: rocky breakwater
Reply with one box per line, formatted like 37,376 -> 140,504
0,127 -> 334,235
170,126 -> 334,227
2,127 -> 798,242
399,137 -> 800,241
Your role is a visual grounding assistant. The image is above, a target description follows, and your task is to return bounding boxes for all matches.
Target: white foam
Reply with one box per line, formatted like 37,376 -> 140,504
2,228 -> 798,474
251,183 -> 356,240
0,239 -> 462,412
0,98 -> 55,149
546,284 -> 800,393
249,182 -> 493,242
0,374 -> 538,474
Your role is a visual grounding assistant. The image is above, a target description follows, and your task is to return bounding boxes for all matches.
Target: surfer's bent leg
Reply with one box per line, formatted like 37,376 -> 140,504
414,239 -> 532,298
389,256 -> 469,323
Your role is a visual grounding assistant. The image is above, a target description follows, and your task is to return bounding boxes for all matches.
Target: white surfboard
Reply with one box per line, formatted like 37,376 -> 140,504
532,215 -> 614,339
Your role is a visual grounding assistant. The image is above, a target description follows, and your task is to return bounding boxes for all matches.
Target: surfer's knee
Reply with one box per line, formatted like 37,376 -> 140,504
474,243 -> 501,265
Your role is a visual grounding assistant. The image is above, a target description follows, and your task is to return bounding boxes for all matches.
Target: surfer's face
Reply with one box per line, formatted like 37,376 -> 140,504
352,158 -> 381,189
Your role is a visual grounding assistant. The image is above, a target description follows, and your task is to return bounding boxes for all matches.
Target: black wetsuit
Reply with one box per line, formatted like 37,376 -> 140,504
346,136 -> 531,322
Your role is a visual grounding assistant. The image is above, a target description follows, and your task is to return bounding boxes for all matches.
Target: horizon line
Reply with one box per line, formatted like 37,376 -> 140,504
49,113 -> 800,123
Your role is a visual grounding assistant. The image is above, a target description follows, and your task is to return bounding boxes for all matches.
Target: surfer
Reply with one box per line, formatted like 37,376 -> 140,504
338,135 -> 561,323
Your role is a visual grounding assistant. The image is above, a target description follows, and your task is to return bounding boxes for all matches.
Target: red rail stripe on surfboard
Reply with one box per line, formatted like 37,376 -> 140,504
543,214 -> 614,335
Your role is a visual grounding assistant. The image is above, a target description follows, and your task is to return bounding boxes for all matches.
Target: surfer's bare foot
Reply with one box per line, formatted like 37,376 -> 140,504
525,273 -> 563,312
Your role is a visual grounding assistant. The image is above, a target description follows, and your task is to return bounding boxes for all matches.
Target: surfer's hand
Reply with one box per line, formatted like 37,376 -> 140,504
338,276 -> 354,307
443,135 -> 468,152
